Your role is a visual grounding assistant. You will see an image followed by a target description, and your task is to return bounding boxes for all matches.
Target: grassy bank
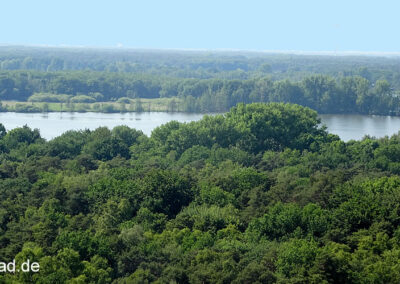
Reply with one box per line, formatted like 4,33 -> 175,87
0,98 -> 183,113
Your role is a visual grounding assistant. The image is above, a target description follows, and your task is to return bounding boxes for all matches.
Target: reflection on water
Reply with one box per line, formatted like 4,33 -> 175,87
1,112 -> 400,142
319,114 -> 400,141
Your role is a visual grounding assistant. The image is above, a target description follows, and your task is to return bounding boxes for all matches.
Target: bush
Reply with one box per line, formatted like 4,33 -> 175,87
28,93 -> 72,103
116,97 -> 132,104
101,104 -> 118,113
70,95 -> 96,103
14,103 -> 42,112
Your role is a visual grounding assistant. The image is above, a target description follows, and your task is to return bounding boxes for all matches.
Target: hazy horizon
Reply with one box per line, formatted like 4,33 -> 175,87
2,44 -> 400,58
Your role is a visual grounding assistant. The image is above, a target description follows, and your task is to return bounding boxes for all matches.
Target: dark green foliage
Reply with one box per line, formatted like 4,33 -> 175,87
139,169 -> 193,217
2,125 -> 42,151
82,126 -> 143,161
1,62 -> 400,115
47,130 -> 90,159
2,102 -> 400,282
0,123 -> 6,139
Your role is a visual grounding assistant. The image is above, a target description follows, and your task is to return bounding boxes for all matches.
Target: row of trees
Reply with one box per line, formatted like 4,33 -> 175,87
1,70 -> 399,114
2,103 -> 400,282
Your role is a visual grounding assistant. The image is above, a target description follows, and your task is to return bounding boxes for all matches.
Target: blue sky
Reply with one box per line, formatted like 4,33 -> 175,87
1,0 -> 399,52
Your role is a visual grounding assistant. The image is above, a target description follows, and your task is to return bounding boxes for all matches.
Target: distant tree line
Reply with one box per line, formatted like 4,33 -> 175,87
0,70 -> 399,115
1,47 -> 400,85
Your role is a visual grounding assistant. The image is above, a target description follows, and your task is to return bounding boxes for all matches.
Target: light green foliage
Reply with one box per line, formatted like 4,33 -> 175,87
28,93 -> 72,103
1,52 -> 400,115
70,95 -> 96,103
2,103 -> 400,282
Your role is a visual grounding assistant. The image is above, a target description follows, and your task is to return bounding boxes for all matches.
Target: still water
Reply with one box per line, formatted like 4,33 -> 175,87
1,112 -> 400,142
319,114 -> 400,141
0,112 -> 204,140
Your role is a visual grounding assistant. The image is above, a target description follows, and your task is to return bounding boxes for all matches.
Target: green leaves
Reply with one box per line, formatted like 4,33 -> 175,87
4,103 -> 400,282
150,102 -> 328,157
247,203 -> 329,241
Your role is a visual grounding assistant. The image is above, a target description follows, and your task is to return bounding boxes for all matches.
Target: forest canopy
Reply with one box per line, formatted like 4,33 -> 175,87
2,103 -> 400,282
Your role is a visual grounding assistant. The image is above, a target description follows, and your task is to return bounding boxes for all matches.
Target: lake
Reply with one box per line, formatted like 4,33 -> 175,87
319,114 -> 400,141
1,112 -> 400,142
0,112 -> 204,140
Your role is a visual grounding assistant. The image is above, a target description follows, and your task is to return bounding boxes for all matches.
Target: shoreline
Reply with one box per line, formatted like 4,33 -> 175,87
0,98 -> 185,113
0,106 -> 399,117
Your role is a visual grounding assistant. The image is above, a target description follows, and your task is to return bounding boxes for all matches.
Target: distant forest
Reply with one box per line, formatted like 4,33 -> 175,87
0,46 -> 400,114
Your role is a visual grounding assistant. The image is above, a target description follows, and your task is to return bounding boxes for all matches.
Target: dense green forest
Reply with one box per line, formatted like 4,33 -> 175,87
2,103 -> 400,282
0,71 -> 399,115
1,47 -> 400,114
1,46 -> 400,83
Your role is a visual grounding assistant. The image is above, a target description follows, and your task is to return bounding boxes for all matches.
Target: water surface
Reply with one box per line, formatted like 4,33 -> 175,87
1,112 -> 400,142
319,114 -> 400,141
0,112 -> 204,140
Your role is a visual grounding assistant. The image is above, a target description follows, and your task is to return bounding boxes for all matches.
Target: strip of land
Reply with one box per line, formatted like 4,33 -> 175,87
0,98 -> 183,113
